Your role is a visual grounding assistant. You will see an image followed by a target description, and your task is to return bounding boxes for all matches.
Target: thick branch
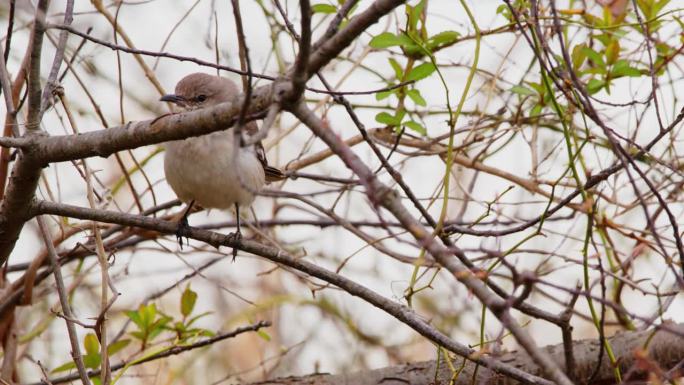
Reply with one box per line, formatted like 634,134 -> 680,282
247,322 -> 684,385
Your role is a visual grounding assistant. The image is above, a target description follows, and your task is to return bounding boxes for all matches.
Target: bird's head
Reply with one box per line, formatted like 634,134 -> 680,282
160,73 -> 239,110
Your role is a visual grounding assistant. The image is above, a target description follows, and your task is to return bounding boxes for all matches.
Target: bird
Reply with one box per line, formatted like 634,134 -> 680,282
160,72 -> 283,254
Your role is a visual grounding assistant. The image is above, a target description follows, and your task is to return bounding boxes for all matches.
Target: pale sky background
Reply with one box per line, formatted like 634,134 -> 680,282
1,0 -> 683,383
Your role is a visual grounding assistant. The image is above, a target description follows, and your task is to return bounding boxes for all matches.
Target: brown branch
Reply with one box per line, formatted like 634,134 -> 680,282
290,0 -> 311,99
245,323 -> 684,385
29,199 -> 554,385
39,0 -> 74,114
25,0 -> 50,131
289,101 -> 573,385
36,216 -> 91,385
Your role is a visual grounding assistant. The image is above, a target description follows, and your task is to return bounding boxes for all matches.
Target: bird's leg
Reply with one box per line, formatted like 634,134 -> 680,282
232,203 -> 242,261
176,200 -> 195,249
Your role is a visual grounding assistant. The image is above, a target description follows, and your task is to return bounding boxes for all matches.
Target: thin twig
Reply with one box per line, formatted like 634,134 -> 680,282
36,216 -> 92,385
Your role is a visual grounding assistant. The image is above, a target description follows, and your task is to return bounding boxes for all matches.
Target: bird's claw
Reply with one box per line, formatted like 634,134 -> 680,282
176,216 -> 190,250
231,229 -> 242,262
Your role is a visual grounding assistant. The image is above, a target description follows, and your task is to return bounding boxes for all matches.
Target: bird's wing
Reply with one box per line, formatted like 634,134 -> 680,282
246,121 -> 286,183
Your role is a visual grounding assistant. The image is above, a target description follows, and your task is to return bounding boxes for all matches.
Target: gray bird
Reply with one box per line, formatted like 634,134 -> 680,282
160,73 -> 283,250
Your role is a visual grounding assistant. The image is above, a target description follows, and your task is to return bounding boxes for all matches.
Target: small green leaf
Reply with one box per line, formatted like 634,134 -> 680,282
388,58 -> 403,79
84,333 -> 100,356
404,120 -> 427,136
527,82 -> 545,95
406,89 -> 427,106
510,85 -> 535,97
375,89 -> 394,101
406,62 -> 436,82
428,31 -> 459,48
83,353 -> 101,369
605,39 -> 620,65
408,0 -> 426,31
148,315 -> 173,340
181,285 -> 198,318
187,311 -> 213,327
107,339 -> 131,356
571,43 -> 587,70
611,60 -> 642,77
52,362 -> 77,373
586,78 -> 606,94
375,112 -> 398,125
141,304 -> 157,328
130,331 -> 145,340
375,111 -> 405,126
257,330 -> 271,341
581,46 -> 605,68
530,104 -> 543,117
125,310 -> 142,329
369,32 -> 410,49
312,4 -> 337,13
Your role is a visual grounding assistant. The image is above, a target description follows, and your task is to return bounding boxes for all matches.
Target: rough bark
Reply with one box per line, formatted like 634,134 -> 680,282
248,322 -> 684,385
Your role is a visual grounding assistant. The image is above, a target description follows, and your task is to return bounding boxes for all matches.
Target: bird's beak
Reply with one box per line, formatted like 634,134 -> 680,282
160,94 -> 186,105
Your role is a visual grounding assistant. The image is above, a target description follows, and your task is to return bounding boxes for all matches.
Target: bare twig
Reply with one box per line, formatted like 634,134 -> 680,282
39,0 -> 74,115
36,216 -> 92,385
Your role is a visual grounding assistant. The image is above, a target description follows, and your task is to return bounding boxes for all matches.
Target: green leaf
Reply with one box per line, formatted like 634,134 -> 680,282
84,333 -> 100,356
581,46 -> 605,68
611,60 -> 642,77
148,315 -> 173,340
388,58 -> 403,79
375,112 -> 401,126
375,89 -> 394,101
586,78 -> 606,94
404,120 -> 427,136
406,89 -> 427,106
406,62 -> 436,82
181,285 -> 198,318
369,32 -> 410,49
187,311 -> 213,327
141,304 -> 157,328
375,112 -> 396,125
408,0 -> 426,32
130,331 -> 145,340
52,361 -> 77,373
257,330 -> 271,341
83,353 -> 101,369
510,85 -> 535,97
605,39 -> 620,65
312,4 -> 337,13
125,310 -> 142,329
428,31 -> 459,48
571,43 -> 587,70
527,82 -> 545,95
530,104 -> 543,117
107,339 -> 131,356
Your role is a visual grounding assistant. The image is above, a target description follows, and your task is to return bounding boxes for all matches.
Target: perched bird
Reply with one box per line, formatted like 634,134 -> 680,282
160,73 -> 283,251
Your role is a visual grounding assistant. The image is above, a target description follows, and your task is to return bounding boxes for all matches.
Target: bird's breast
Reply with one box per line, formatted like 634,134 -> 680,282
163,132 -> 265,209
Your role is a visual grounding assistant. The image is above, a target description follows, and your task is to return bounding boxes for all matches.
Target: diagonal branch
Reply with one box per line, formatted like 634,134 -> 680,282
289,101 -> 574,385
29,199 -> 554,385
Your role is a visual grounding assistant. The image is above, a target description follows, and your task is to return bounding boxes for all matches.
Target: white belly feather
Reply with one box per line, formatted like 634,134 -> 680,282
163,131 -> 265,209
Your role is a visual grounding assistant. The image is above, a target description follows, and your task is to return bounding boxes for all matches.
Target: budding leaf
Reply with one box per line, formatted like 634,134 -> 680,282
312,4 -> 336,14
181,285 -> 198,317
406,63 -> 436,82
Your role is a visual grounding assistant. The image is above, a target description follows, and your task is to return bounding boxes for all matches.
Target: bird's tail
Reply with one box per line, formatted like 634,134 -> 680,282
264,165 -> 287,183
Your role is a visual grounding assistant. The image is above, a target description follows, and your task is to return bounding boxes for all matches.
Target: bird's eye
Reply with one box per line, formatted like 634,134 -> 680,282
196,95 -> 207,102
